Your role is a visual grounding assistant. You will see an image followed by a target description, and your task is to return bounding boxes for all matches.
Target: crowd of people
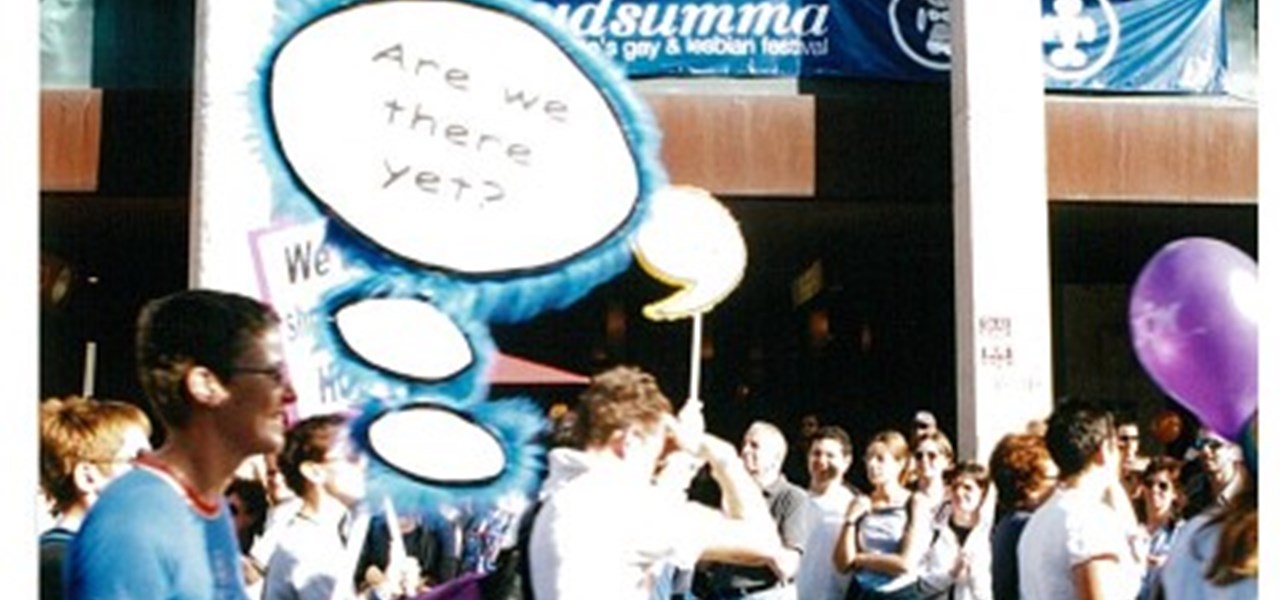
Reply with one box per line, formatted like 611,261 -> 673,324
37,288 -> 1257,600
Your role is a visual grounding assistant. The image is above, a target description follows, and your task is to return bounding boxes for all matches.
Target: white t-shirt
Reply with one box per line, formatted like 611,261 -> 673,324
795,483 -> 856,600
918,502 -> 993,600
528,449 -> 709,600
251,497 -> 304,568
262,511 -> 359,600
1016,486 -> 1143,600
1158,513 -> 1257,600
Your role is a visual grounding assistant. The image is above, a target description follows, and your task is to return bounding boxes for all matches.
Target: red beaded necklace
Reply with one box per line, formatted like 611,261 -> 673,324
135,453 -> 223,517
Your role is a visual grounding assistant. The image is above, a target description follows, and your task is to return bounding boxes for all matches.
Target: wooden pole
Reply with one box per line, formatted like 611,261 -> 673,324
689,313 -> 702,400
81,341 -> 96,398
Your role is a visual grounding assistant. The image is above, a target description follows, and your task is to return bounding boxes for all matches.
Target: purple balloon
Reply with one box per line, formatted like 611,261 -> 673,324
1129,238 -> 1258,441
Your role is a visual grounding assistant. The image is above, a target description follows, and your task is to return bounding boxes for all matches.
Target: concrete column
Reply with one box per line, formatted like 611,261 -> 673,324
950,0 -> 1055,462
189,0 -> 277,291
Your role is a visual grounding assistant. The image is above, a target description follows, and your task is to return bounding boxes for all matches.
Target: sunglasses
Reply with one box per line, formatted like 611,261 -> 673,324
1117,435 -> 1139,442
1145,480 -> 1173,492
231,363 -> 290,386
1193,438 -> 1224,451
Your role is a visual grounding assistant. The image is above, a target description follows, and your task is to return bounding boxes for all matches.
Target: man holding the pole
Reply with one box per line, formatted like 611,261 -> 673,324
527,365 -> 785,600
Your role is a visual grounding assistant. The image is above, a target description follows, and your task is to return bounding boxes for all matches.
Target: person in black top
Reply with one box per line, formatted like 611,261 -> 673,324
38,396 -> 153,600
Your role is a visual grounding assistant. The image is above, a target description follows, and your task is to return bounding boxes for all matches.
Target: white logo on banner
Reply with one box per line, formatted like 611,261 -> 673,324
1042,0 -> 1119,81
889,0 -> 951,71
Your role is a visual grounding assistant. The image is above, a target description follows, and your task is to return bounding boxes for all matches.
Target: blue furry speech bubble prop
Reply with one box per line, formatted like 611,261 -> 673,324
247,0 -> 666,526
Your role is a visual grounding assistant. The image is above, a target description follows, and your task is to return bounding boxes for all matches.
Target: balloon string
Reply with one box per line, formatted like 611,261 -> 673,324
690,313 -> 702,400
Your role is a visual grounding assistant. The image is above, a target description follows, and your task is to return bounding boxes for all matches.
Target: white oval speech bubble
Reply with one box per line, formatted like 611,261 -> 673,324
333,297 -> 473,380
269,1 -> 639,275
368,404 -> 505,484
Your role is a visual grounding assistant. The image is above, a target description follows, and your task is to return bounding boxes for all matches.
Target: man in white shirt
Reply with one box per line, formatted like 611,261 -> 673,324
795,425 -> 858,600
527,365 -> 784,600
1017,399 -> 1145,600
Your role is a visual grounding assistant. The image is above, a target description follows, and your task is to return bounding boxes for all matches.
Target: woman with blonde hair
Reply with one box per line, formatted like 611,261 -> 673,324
834,430 -> 933,599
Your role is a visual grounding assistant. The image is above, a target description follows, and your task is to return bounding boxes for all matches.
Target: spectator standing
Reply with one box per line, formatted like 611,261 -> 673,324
262,413 -> 422,600
783,413 -> 823,485
1016,399 -> 1145,600
1116,418 -> 1150,506
986,432 -> 1057,600
1186,429 -> 1245,516
834,430 -> 929,599
1135,457 -> 1185,599
910,431 -> 954,512
249,451 -> 306,582
915,461 -> 994,600
904,413 -> 941,504
357,513 -> 450,594
527,366 -> 783,600
226,477 -> 269,557
911,412 -> 938,442
225,476 -> 270,594
1156,452 -> 1255,599
700,421 -> 812,599
799,414 -> 822,441
795,426 -> 859,600
38,396 -> 153,600
1024,420 -> 1048,438
65,289 -> 293,599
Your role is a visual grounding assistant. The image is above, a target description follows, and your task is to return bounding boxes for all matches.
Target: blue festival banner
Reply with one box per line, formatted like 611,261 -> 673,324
529,0 -> 1225,92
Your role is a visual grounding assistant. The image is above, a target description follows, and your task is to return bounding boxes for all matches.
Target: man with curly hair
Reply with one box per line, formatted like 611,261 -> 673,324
527,365 -> 784,600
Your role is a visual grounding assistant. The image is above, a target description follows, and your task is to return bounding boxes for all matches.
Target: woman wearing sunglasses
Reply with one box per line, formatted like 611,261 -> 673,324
909,432 -> 954,514
1135,457 -> 1185,600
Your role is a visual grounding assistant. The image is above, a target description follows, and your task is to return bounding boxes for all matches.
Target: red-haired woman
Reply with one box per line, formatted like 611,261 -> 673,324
986,433 -> 1058,600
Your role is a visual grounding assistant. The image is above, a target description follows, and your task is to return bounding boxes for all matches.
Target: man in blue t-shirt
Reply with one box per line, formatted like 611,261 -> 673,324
66,289 -> 296,599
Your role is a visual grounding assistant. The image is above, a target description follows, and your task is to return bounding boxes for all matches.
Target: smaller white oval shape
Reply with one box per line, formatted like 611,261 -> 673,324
334,297 -> 472,379
369,405 -> 505,483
